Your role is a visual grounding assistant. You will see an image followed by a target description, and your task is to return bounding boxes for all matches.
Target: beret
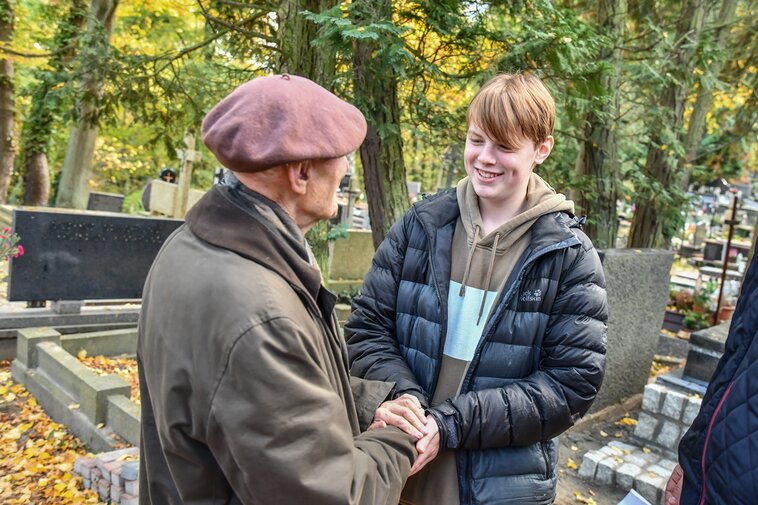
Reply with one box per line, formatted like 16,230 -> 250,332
202,74 -> 367,172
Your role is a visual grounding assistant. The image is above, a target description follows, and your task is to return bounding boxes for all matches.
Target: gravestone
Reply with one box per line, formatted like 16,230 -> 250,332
591,249 -> 675,412
87,192 -> 124,213
8,208 -> 182,301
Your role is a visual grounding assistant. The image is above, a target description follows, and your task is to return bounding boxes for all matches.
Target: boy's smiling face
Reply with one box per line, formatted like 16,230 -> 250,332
464,124 -> 553,206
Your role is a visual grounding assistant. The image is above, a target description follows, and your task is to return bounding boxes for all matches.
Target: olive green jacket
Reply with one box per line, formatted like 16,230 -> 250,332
138,183 -> 415,505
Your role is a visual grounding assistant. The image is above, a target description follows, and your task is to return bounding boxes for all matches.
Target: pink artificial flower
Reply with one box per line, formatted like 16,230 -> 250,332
2,227 -> 9,233
17,245 -> 24,256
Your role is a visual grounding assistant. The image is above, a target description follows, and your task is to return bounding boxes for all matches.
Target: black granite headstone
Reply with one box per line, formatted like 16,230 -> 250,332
86,192 -> 125,213
682,322 -> 729,383
8,209 -> 182,301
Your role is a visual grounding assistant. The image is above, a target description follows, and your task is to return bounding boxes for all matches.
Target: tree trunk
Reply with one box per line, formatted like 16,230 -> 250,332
56,0 -> 118,209
276,0 -> 337,88
628,0 -> 707,248
21,0 -> 87,206
22,153 -> 49,206
679,0 -> 739,190
351,0 -> 409,249
575,0 -> 626,249
0,0 -> 15,203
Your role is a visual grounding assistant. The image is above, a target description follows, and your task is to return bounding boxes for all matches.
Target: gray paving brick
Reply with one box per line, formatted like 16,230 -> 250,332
656,420 -> 682,448
682,397 -> 702,425
579,450 -> 605,479
661,390 -> 687,420
124,478 -> 139,496
596,457 -> 622,486
642,384 -> 666,414
635,471 -> 666,505
609,440 -> 638,453
121,461 -> 139,481
121,494 -> 138,505
656,458 -> 677,473
648,464 -> 671,479
631,450 -> 660,466
617,462 -> 643,490
634,412 -> 659,440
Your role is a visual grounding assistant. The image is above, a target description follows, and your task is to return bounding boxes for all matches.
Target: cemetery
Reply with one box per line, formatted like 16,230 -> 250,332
0,179 -> 753,503
1,2 -> 756,504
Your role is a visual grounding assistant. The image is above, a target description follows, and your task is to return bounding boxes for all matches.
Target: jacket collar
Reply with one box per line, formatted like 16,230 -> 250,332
185,184 -> 324,303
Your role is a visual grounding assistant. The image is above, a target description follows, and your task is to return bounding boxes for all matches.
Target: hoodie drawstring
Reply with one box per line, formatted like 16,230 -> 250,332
459,224 -> 480,296
477,233 -> 500,325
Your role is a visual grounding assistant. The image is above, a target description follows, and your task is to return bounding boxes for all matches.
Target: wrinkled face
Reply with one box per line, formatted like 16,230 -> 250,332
464,124 -> 551,206
302,156 -> 348,225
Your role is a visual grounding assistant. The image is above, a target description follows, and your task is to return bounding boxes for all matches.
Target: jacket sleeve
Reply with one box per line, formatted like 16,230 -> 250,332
206,317 -> 416,505
429,242 -> 608,450
345,212 -> 429,407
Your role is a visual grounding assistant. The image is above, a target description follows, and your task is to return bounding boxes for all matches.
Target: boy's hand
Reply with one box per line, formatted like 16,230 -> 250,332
410,416 -> 440,475
371,394 -> 427,439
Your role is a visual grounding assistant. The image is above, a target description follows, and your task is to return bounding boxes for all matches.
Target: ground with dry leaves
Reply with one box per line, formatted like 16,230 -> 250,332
0,361 -> 107,504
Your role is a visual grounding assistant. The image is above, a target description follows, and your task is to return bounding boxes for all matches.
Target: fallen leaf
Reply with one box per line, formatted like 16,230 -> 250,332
67,404 -> 80,410
599,430 -> 608,437
566,458 -> 578,470
571,445 -> 579,451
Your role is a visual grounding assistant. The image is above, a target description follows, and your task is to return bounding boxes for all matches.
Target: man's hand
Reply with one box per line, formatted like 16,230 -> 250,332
410,415 -> 440,475
664,464 -> 683,504
370,394 -> 427,439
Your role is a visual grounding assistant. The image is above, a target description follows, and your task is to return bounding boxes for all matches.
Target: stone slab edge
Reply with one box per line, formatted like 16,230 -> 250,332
11,360 -> 120,453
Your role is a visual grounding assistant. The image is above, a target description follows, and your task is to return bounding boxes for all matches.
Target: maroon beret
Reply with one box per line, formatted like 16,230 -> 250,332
202,74 -> 367,172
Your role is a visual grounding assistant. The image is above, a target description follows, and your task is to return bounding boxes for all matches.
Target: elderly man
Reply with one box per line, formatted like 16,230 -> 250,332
137,75 -> 424,505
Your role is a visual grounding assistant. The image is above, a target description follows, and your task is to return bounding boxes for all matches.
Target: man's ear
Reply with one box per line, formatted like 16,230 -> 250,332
534,136 -> 554,165
285,161 -> 309,195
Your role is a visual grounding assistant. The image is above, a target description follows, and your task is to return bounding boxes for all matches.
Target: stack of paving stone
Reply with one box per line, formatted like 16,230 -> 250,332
74,447 -> 140,504
578,383 -> 702,504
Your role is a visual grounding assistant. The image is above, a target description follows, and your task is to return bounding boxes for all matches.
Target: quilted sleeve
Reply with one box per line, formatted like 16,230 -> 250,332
345,212 -> 429,407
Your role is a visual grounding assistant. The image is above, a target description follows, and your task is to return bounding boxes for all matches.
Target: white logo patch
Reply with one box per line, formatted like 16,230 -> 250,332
520,289 -> 542,302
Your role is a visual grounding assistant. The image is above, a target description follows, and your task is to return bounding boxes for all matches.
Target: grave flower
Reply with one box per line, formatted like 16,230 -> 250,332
0,228 -> 23,261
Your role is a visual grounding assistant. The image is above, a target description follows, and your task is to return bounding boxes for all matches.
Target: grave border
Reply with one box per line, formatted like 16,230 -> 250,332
11,327 -> 141,452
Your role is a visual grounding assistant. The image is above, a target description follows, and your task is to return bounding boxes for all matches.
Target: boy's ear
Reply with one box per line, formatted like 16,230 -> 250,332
534,136 -> 554,165
285,161 -> 309,195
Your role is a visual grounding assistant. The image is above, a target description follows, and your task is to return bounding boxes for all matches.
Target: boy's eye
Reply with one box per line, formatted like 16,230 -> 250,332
469,137 -> 483,144
498,145 -> 512,152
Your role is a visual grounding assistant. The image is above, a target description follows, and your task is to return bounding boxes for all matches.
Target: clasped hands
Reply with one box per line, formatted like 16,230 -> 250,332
368,394 -> 440,475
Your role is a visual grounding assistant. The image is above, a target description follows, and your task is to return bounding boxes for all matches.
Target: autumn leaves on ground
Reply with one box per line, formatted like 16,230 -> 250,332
0,355 -> 137,504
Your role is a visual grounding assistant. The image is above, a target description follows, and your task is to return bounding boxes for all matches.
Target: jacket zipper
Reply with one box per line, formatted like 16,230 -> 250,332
698,381 -> 734,505
460,237 -> 580,393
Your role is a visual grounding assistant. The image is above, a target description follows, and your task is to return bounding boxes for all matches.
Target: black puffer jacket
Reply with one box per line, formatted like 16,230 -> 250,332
678,250 -> 758,505
346,189 -> 608,504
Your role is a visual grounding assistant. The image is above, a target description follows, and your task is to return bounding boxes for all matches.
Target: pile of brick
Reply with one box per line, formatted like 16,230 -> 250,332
578,383 -> 702,505
73,447 -> 140,504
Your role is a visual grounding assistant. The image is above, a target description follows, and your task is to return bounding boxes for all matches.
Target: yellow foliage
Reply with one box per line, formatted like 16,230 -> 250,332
0,361 -> 109,504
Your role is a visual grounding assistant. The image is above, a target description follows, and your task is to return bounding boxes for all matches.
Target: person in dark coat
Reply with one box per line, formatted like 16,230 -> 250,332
345,73 -> 608,505
666,245 -> 758,505
138,74 -> 427,505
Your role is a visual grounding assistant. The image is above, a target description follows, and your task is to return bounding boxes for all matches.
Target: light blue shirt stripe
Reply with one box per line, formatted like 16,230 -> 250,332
444,280 -> 497,361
